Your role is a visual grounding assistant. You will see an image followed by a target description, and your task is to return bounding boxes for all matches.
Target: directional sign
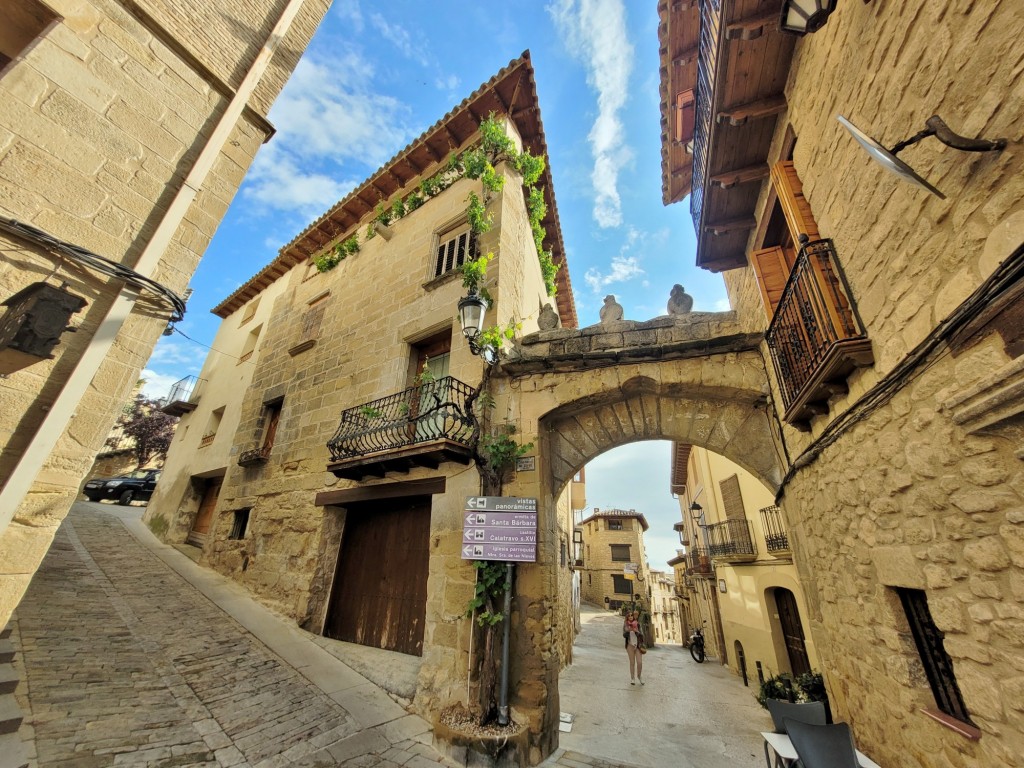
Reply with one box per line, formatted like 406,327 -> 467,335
464,527 -> 537,544
463,497 -> 538,562
465,496 -> 537,512
461,543 -> 536,562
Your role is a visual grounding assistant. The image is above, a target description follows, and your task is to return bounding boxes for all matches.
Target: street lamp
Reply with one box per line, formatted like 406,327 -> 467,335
779,0 -> 837,35
457,288 -> 497,364
689,501 -> 704,527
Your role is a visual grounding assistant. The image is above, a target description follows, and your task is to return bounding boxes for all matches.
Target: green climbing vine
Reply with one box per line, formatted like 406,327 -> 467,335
311,114 -> 559,297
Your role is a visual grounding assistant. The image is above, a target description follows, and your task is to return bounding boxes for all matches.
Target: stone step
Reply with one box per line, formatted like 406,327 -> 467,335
0,666 -> 16,696
0,730 -> 29,768
0,625 -> 10,640
0,641 -> 12,666
0,696 -> 23,736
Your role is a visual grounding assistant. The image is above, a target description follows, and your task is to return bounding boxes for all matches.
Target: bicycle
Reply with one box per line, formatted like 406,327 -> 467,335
688,622 -> 707,663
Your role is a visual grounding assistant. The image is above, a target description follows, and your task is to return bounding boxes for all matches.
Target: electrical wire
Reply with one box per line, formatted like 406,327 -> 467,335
0,216 -> 186,322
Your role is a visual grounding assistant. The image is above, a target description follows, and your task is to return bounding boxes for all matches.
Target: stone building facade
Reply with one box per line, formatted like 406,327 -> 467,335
578,508 -> 651,611
648,570 -> 681,644
659,0 -> 1024,765
0,0 -> 330,626
144,54 -> 582,762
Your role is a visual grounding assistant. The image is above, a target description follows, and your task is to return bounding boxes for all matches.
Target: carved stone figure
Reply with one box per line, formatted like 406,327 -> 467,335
537,300 -> 560,331
667,284 -> 693,315
599,295 -> 624,324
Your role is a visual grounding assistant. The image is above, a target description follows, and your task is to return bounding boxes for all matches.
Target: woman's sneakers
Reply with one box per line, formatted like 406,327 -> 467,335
630,678 -> 635,685
638,677 -> 645,685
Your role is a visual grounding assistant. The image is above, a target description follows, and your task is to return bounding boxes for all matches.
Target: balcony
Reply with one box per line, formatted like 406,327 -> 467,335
766,239 -> 874,429
705,518 -> 756,563
760,504 -> 791,558
238,445 -> 271,467
327,376 -> 476,480
687,547 -> 714,577
160,375 -> 203,417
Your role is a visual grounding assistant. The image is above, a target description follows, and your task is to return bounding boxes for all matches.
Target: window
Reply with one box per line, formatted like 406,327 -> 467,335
1,0 -> 59,73
610,544 -> 630,562
587,573 -> 591,585
239,296 -> 260,326
607,519 -> 624,530
432,223 -> 474,278
612,575 -> 632,595
200,406 -> 224,447
896,588 -> 975,727
560,540 -> 566,567
260,399 -> 282,453
238,324 -> 261,364
229,508 -> 251,540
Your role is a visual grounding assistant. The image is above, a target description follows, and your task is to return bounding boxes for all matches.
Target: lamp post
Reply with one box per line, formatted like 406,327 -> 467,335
779,0 -> 837,35
457,288 -> 497,365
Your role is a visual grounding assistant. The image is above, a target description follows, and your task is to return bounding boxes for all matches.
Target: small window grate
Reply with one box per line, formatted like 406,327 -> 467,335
897,587 -> 975,726
610,544 -> 630,562
612,574 -> 632,595
433,229 -> 473,278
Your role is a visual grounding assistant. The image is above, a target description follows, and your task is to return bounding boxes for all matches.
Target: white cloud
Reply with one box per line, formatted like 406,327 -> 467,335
549,0 -> 634,228
332,1 -> 364,32
369,14 -> 432,67
583,226 -> 646,292
138,369 -> 182,400
241,52 -> 414,218
146,338 -> 205,369
714,297 -> 732,311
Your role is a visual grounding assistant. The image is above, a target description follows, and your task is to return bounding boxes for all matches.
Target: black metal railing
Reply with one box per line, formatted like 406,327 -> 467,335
687,547 -> 714,576
238,445 -> 272,467
689,0 -> 723,232
765,239 -> 866,408
165,375 -> 201,404
705,518 -> 756,559
760,504 -> 790,553
327,376 -> 475,462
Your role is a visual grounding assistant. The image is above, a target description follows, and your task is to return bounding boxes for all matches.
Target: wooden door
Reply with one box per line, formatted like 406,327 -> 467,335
324,497 -> 431,656
776,588 -> 811,676
188,477 -> 222,545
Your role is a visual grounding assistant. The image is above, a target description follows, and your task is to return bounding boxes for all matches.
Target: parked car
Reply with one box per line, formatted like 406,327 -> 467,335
83,469 -> 160,505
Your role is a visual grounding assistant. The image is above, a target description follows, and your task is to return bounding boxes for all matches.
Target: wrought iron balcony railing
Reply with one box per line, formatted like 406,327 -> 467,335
760,504 -> 790,555
327,376 -> 475,463
689,0 -> 723,233
687,547 -> 714,577
238,445 -> 272,467
705,518 -> 756,561
765,239 -> 873,426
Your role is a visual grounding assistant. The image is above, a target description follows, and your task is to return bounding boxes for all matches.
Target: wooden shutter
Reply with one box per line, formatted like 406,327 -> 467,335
675,89 -> 696,144
751,246 -> 790,319
770,161 -> 819,243
719,474 -> 744,520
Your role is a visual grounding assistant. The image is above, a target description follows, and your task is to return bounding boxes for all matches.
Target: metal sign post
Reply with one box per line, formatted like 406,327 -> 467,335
462,497 -> 537,727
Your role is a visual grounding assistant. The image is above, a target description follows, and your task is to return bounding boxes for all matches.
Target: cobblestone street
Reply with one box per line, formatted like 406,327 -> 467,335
11,503 -> 450,768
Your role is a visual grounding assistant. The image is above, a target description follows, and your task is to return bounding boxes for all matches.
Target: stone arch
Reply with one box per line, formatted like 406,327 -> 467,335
538,375 -> 783,501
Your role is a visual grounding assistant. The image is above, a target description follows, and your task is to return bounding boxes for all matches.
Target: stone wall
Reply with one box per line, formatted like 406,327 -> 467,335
0,0 -> 328,625
578,514 -> 645,607
713,1 -> 1024,765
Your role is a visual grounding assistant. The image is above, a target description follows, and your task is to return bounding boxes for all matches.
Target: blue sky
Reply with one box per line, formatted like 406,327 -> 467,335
142,0 -> 725,568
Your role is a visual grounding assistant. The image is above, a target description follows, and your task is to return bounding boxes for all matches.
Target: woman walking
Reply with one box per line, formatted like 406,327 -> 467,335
623,611 -> 644,685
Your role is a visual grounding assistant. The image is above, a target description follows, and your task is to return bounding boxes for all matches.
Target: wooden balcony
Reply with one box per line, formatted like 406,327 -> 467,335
766,239 -> 873,429
705,518 -> 757,563
326,376 -> 475,481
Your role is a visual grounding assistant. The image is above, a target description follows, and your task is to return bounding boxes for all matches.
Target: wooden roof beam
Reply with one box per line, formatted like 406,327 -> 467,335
673,43 -> 700,67
705,217 -> 756,236
725,8 -> 779,41
717,94 -> 786,127
710,163 -> 769,189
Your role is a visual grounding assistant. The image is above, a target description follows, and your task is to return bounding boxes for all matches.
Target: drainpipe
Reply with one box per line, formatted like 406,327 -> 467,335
0,0 -> 309,536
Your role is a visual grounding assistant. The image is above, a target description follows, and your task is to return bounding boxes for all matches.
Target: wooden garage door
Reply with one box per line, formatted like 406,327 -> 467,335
324,496 -> 431,656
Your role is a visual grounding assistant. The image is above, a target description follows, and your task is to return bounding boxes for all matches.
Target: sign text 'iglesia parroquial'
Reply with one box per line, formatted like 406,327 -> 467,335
462,497 -> 538,562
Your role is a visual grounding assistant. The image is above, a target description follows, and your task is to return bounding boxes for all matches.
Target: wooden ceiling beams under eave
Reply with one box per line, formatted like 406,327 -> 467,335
695,0 -> 795,274
658,0 -> 701,206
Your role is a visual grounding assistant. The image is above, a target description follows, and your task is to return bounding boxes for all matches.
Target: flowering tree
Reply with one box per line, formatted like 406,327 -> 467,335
108,395 -> 176,468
